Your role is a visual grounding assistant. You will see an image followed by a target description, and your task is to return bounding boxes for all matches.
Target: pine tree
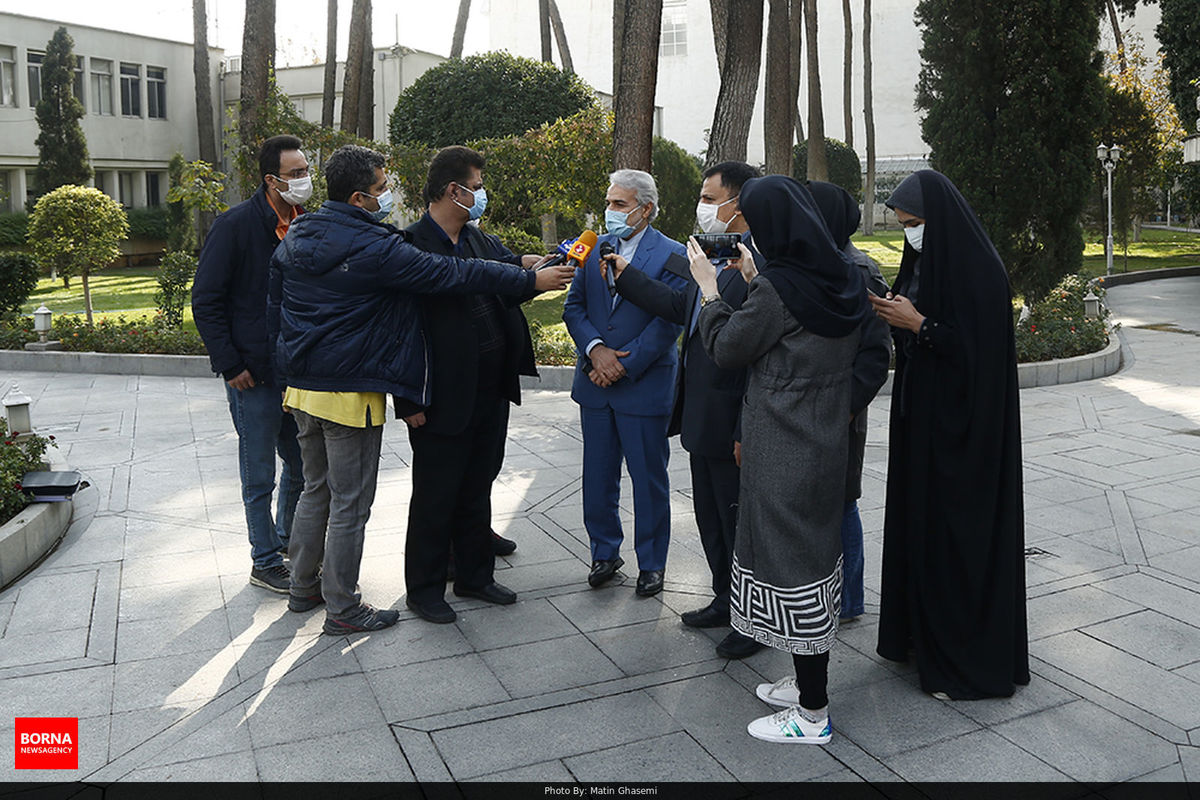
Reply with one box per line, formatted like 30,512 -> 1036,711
915,0 -> 1105,301
33,27 -> 92,200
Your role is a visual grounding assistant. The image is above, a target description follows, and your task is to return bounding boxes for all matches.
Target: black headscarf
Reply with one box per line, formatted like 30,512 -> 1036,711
807,180 -> 861,249
739,175 -> 868,338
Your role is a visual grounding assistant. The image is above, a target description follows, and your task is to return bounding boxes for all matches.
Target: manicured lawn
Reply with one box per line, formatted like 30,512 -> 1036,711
20,226 -> 1199,341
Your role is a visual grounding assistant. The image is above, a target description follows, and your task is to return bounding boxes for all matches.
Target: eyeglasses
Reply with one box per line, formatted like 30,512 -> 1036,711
277,167 -> 310,179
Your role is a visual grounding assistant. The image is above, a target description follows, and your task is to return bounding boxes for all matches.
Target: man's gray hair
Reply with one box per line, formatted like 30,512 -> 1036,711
609,169 -> 660,222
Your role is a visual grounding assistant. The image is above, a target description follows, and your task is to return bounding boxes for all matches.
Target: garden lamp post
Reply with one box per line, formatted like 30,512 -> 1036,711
3,385 -> 32,436
32,305 -> 51,344
1097,144 -> 1122,277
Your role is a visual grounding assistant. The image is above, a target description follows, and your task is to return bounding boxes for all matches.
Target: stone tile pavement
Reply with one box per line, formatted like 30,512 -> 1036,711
1,278 -> 1199,784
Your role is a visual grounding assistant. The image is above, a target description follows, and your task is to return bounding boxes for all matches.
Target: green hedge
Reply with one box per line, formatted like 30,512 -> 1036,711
126,207 -> 169,240
52,314 -> 206,354
793,139 -> 863,201
0,213 -> 28,247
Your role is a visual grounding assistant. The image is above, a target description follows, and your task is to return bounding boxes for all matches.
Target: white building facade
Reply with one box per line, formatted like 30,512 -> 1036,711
0,12 -> 225,214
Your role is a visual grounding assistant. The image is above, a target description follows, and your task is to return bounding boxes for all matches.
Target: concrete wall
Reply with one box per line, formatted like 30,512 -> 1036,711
0,12 -> 223,212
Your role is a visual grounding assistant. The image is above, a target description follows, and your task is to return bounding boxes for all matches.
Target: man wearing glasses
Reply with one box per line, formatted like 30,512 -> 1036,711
193,134 -> 312,594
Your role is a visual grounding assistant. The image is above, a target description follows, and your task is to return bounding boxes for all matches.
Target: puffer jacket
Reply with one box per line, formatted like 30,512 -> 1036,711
268,201 -> 537,407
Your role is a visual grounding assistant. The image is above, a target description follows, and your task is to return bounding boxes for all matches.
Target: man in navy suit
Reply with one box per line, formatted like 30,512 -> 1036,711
563,169 -> 688,597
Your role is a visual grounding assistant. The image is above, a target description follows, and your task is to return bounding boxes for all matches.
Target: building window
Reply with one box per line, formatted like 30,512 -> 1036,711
0,46 -> 16,107
660,0 -> 688,57
147,66 -> 166,119
0,171 -> 11,213
73,57 -> 85,111
118,171 -> 135,206
27,50 -> 44,107
146,172 -> 162,206
90,58 -> 113,115
120,63 -> 140,117
94,171 -> 107,196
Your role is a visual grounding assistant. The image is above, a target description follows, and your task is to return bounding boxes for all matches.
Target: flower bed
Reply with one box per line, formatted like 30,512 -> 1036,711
1015,273 -> 1112,363
0,419 -> 56,525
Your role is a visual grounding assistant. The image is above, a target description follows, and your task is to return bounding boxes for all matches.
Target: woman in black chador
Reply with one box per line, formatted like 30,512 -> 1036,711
868,169 -> 1029,700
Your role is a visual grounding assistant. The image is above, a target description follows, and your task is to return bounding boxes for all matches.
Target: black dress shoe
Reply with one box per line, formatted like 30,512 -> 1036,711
635,569 -> 664,597
453,581 -> 517,605
716,630 -> 764,659
406,596 -> 457,624
681,603 -> 731,628
587,557 -> 624,587
491,530 -> 518,556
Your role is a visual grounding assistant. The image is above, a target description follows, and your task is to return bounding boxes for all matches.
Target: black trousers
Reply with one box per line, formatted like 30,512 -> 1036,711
405,394 -> 509,604
689,452 -> 740,611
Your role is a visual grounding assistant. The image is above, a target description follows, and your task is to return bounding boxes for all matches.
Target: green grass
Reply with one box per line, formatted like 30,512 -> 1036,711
19,225 -> 1200,343
22,266 -> 199,333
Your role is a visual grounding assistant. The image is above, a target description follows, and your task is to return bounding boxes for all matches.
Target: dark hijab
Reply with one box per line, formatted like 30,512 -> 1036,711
739,175 -> 868,338
807,180 -> 861,249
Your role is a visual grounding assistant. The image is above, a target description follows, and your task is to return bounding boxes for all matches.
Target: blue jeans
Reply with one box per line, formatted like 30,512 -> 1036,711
841,500 -> 865,619
225,383 -> 303,569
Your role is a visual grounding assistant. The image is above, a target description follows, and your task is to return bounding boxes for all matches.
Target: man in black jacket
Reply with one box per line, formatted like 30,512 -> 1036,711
603,161 -> 765,659
269,145 -> 574,634
402,146 -> 543,625
193,134 -> 310,594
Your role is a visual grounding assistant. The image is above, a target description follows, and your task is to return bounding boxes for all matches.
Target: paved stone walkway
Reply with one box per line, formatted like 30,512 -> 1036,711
1,278 -> 1199,784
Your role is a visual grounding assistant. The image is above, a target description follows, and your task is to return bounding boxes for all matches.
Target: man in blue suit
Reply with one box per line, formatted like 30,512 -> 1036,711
563,169 -> 688,597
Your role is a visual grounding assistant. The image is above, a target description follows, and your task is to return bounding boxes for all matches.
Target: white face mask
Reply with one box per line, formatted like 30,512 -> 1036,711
274,175 -> 313,206
695,196 -> 737,234
904,223 -> 925,253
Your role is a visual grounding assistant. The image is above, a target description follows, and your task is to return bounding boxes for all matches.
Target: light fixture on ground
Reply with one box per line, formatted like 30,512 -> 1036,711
24,304 -> 62,351
3,384 -> 32,435
1096,144 -> 1122,277
1083,289 -> 1101,318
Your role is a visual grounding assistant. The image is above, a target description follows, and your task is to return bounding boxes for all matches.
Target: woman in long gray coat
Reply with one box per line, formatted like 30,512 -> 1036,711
688,175 -> 869,744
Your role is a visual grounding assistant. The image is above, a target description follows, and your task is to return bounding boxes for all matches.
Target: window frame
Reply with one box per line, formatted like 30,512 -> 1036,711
119,62 -> 141,117
90,57 -> 113,116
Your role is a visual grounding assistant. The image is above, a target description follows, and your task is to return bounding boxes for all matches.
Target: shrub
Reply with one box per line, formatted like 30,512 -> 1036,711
1014,273 -> 1111,363
485,224 -> 546,257
652,136 -> 704,242
388,51 -> 597,148
126,207 -> 170,241
0,253 -> 40,313
52,314 -> 207,355
0,311 -> 36,350
792,138 -> 863,201
0,418 -> 57,525
155,250 -> 197,329
528,321 -> 577,366
0,213 -> 29,247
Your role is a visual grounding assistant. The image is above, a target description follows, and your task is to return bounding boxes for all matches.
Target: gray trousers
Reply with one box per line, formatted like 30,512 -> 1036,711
289,408 -> 383,619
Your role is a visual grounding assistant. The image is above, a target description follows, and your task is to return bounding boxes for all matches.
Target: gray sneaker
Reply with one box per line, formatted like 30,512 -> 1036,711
323,603 -> 400,635
250,563 -> 290,593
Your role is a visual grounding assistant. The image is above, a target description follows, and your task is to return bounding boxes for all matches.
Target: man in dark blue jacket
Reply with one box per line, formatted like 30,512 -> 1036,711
193,134 -> 311,594
269,145 -> 574,634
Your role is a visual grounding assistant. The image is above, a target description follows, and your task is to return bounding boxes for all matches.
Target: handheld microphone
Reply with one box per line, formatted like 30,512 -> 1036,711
598,241 -> 617,296
567,230 -> 598,267
536,233 -> 597,269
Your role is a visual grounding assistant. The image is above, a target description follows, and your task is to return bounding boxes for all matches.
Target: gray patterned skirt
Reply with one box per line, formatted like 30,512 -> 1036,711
730,553 -> 843,655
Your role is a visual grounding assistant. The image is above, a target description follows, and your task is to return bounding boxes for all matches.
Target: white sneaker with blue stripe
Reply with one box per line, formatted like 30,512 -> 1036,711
747,705 -> 832,744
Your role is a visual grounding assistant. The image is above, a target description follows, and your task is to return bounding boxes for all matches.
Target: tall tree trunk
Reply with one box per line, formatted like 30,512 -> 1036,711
322,0 -> 337,127
705,0 -> 764,166
613,0 -> 625,99
193,0 -> 217,164
842,0 -> 853,148
357,1 -> 373,139
451,0 -> 471,58
612,0 -> 663,171
862,0 -> 875,233
1106,0 -> 1127,72
548,0 -> 574,74
341,0 -> 368,133
82,273 -> 93,326
804,0 -> 828,180
790,0 -> 804,146
539,0 -> 553,63
239,0 -> 276,155
709,0 -> 729,70
764,0 -> 793,174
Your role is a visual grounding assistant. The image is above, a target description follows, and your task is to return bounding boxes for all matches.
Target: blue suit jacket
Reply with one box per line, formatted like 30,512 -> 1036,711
563,226 -> 688,417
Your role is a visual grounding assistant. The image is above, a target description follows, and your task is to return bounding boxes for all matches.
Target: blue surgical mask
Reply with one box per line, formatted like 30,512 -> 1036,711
605,206 -> 644,239
453,184 -> 488,221
369,189 -> 395,222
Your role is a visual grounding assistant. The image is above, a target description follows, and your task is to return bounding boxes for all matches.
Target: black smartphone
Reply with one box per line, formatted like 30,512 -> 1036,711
694,233 -> 741,264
